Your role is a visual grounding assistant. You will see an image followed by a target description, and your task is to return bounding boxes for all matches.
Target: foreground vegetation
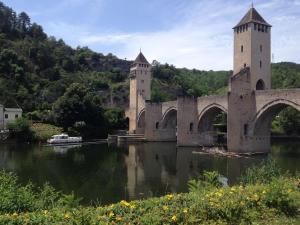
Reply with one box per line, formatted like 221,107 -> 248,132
0,160 -> 299,224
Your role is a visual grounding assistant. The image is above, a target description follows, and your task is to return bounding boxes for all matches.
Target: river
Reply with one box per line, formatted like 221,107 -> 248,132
0,140 -> 299,205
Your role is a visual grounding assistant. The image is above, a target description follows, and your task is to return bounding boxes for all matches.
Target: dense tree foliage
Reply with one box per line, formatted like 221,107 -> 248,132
1,1 -> 300,137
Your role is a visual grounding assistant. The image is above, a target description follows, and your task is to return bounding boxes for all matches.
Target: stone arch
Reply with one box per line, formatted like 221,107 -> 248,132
137,109 -> 145,134
198,104 -> 227,132
161,108 -> 177,129
253,99 -> 300,137
256,79 -> 265,90
198,104 -> 228,145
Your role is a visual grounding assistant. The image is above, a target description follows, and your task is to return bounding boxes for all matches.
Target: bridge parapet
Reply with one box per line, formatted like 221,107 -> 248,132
255,89 -> 300,116
197,95 -> 228,115
162,101 -> 177,116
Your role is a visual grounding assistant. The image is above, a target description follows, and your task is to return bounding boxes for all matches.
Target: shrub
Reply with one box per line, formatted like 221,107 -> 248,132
188,171 -> 223,193
7,117 -> 34,142
240,158 -> 282,185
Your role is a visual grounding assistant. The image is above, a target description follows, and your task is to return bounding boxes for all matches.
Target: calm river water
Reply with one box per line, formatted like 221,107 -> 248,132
0,140 -> 299,205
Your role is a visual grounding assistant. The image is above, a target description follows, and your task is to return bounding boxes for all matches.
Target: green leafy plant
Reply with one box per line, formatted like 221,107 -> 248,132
240,158 -> 282,185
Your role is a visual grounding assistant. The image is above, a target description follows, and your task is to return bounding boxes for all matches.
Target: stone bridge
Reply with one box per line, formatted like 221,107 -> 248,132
135,89 -> 300,152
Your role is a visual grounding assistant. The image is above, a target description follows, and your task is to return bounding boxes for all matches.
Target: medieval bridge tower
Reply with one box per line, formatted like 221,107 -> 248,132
127,52 -> 151,134
126,7 -> 300,153
228,7 -> 273,152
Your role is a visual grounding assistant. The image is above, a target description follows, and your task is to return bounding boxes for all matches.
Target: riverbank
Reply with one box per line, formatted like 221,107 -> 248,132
0,170 -> 299,224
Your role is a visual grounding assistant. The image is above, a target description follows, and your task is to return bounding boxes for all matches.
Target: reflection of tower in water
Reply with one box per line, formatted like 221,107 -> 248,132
125,144 -> 145,199
124,143 -> 177,200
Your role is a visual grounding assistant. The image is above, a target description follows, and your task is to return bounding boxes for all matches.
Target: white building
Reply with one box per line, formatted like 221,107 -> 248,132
0,104 -> 22,129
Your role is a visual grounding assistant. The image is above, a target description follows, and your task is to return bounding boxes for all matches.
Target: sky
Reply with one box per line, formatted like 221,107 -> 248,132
3,0 -> 300,70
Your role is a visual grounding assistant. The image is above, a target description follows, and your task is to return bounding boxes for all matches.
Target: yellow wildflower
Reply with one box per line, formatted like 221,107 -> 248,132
43,210 -> 48,215
166,194 -> 174,200
171,215 -> 177,221
183,208 -> 188,214
130,204 -> 136,209
64,213 -> 70,219
116,216 -> 122,221
163,205 -> 169,211
120,200 -> 130,207
109,212 -> 114,218
12,212 -> 18,217
217,192 -> 223,197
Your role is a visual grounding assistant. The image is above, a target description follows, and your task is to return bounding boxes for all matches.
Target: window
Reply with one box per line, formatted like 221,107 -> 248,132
260,45 -> 262,52
254,23 -> 257,30
4,114 -> 8,119
260,60 -> 262,68
244,124 -> 248,136
241,45 -> 243,52
156,122 -> 159,129
15,114 -> 18,119
141,80 -> 144,83
244,63 -> 246,68
142,89 -> 145,92
256,79 -> 265,90
189,123 -> 194,132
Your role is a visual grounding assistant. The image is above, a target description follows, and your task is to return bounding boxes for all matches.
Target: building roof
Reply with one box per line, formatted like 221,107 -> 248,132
233,7 -> 271,28
4,108 -> 22,112
133,52 -> 150,64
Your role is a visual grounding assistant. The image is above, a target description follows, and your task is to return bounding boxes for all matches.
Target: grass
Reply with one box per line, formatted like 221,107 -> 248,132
30,123 -> 63,142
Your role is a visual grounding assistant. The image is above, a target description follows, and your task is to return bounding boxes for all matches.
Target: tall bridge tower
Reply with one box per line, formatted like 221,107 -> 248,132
128,52 -> 151,134
228,7 -> 272,152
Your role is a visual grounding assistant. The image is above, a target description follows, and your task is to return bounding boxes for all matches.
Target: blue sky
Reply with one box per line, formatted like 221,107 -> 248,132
3,0 -> 300,70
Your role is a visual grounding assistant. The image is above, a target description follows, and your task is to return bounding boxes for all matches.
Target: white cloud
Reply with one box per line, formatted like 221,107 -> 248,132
43,0 -> 300,70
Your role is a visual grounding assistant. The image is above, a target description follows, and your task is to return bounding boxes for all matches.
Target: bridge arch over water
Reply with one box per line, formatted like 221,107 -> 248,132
161,107 -> 177,129
252,99 -> 300,137
198,103 -> 228,133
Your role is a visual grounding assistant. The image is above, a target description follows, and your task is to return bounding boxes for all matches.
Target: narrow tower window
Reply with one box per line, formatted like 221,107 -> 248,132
156,122 -> 159,129
260,60 -> 262,68
260,45 -> 262,52
189,123 -> 194,132
241,45 -> 244,52
244,124 -> 248,136
254,23 -> 257,30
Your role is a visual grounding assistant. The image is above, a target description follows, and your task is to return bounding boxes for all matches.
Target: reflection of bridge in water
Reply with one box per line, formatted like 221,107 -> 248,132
124,142 -> 261,200
126,7 -> 300,153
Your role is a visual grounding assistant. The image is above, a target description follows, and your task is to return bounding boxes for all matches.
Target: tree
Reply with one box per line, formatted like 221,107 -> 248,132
17,12 -> 31,32
0,49 -> 25,80
53,83 -> 108,138
28,23 -> 46,40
